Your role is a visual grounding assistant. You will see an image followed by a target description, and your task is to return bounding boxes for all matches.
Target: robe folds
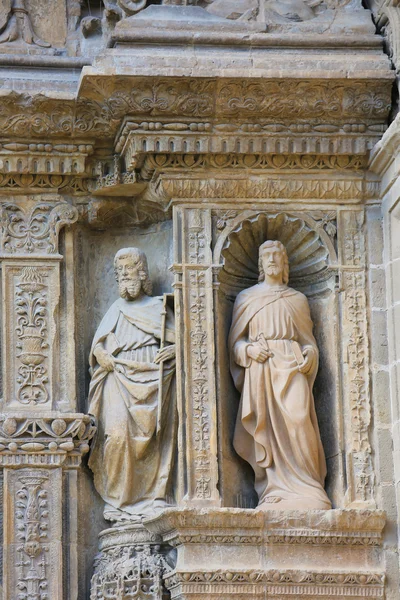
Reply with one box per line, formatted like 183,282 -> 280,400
88,296 -> 176,516
229,283 -> 331,509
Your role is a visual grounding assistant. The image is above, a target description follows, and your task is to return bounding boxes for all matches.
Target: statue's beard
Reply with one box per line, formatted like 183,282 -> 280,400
119,278 -> 142,300
265,265 -> 282,277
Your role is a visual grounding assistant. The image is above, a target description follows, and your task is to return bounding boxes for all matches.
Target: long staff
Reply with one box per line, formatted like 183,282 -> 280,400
157,293 -> 168,435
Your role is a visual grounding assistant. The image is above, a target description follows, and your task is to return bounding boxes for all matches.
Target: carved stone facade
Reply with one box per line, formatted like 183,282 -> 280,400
0,0 -> 400,599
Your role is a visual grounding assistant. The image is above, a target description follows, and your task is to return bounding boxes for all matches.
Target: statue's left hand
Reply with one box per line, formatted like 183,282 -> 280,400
299,345 -> 317,375
155,344 -> 176,364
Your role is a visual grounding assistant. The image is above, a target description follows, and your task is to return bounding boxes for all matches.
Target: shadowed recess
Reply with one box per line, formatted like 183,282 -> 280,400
219,212 -> 331,297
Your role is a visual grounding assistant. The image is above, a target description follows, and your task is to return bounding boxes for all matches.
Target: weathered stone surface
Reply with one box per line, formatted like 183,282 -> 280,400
0,1 -> 399,599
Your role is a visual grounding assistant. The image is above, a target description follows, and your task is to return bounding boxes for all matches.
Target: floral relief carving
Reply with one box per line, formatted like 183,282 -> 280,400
217,81 -> 391,120
15,472 -> 49,600
344,270 -> 374,504
15,267 -> 48,406
189,270 -> 212,501
0,201 -> 78,254
312,210 -> 337,239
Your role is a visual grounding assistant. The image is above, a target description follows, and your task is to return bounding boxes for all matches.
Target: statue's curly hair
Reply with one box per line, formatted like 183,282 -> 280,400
258,240 -> 289,284
114,247 -> 153,296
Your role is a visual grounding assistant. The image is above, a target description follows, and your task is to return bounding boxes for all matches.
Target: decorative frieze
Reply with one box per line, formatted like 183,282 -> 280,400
160,177 -> 380,201
81,77 -> 391,123
165,569 -> 385,600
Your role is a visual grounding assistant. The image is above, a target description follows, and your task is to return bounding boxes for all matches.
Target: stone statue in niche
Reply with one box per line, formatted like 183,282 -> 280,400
88,248 -> 176,522
229,240 -> 331,510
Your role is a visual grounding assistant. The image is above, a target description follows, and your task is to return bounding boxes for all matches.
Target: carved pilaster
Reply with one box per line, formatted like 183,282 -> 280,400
173,207 -> 220,506
0,413 -> 95,600
338,209 -> 375,507
0,197 -> 78,412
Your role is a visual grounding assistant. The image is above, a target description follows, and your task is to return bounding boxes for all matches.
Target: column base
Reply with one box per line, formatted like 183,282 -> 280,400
90,523 -> 171,600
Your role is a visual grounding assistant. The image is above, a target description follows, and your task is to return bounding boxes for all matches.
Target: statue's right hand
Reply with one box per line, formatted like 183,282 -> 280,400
93,346 -> 115,372
246,343 -> 272,363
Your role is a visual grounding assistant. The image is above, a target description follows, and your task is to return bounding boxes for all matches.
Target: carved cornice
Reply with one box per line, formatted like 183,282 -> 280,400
0,141 -> 94,175
369,112 -> 400,179
0,78 -> 387,144
144,507 -> 386,547
0,413 -> 96,467
0,92 -> 116,139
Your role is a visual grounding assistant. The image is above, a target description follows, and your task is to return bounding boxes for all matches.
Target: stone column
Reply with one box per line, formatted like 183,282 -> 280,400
0,195 -> 95,600
173,206 -> 220,506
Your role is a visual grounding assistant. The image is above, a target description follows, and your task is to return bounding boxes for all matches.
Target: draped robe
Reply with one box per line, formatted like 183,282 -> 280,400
229,283 -> 331,509
88,296 -> 176,517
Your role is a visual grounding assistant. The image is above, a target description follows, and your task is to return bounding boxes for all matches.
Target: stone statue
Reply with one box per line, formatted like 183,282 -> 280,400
88,248 -> 177,521
229,240 -> 331,510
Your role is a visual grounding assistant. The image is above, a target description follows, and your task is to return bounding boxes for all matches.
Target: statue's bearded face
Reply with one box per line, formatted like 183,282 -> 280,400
260,246 -> 284,279
116,256 -> 143,300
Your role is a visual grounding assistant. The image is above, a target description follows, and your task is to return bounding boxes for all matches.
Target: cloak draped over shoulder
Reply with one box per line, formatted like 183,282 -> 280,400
88,296 -> 177,517
228,283 -> 331,509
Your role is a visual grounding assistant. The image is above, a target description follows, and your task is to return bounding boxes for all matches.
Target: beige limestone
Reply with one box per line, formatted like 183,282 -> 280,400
88,248 -> 177,521
0,1 -> 398,599
229,240 -> 331,510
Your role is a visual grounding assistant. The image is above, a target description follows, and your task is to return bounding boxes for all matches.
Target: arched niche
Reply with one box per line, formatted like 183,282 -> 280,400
214,211 -> 337,300
213,211 -> 342,509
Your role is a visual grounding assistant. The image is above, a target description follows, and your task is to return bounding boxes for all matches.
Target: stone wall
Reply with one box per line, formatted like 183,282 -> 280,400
0,1 -> 399,599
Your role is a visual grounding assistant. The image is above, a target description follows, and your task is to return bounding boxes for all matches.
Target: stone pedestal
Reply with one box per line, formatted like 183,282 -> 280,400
145,508 -> 386,600
90,524 -> 171,600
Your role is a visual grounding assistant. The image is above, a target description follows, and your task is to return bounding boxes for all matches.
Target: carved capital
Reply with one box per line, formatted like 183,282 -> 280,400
0,199 -> 78,255
0,412 -> 96,468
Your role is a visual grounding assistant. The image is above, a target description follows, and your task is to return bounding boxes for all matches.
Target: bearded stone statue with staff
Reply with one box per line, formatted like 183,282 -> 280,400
88,247 -> 176,522
229,240 -> 331,511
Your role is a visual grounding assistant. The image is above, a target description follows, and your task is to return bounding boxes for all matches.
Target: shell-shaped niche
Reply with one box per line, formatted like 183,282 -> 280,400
219,213 -> 332,298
